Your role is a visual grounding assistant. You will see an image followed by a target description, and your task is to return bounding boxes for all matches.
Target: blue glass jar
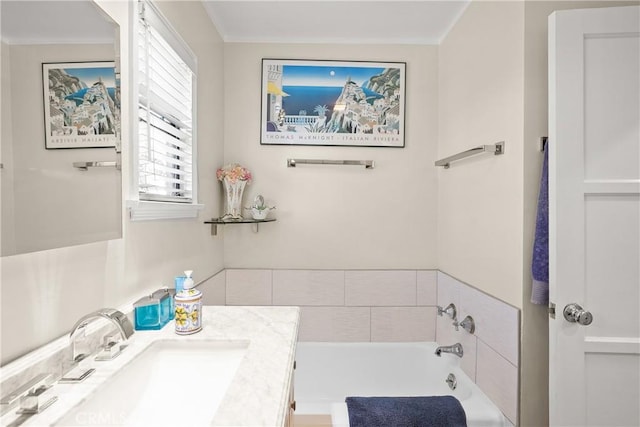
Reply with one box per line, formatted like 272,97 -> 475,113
133,295 -> 161,330
152,288 -> 173,324
134,290 -> 171,330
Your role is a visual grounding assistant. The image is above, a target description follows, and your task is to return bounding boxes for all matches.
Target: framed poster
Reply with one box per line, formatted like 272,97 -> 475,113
42,61 -> 119,149
261,59 -> 406,148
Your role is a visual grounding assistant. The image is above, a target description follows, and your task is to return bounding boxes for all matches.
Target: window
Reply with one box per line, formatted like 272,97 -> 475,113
130,0 -> 202,220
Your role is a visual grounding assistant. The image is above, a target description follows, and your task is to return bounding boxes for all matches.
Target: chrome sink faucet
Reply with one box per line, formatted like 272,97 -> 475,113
435,343 -> 464,358
69,308 -> 134,362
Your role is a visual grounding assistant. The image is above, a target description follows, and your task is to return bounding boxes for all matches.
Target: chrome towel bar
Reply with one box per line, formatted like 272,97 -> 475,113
287,159 -> 375,169
73,161 -> 120,171
435,141 -> 505,169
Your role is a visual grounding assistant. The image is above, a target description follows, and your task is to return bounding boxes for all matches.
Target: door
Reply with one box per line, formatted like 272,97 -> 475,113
549,5 -> 640,427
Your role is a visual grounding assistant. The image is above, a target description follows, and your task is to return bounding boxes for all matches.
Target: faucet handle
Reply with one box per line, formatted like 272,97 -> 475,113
437,303 -> 457,320
459,315 -> 475,334
95,331 -> 123,361
454,315 -> 475,333
0,374 -> 57,415
101,331 -> 120,348
17,384 -> 58,415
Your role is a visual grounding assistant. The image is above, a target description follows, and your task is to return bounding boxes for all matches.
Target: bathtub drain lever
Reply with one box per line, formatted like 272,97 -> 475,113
446,373 -> 457,390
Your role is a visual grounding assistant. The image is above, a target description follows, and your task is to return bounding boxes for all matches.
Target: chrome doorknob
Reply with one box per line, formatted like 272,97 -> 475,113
563,303 -> 593,326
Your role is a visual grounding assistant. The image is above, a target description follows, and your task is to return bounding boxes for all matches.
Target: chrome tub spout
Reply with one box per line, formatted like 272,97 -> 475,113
435,343 -> 464,358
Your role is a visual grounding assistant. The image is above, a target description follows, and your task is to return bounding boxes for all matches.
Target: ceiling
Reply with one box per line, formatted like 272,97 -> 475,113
0,1 -> 116,45
0,1 -> 470,46
202,1 -> 471,45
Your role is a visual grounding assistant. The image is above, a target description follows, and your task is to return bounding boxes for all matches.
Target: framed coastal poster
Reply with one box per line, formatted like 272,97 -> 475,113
42,61 -> 119,149
261,59 -> 406,148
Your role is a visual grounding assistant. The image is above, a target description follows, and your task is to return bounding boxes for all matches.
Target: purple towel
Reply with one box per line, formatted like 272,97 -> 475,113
531,141 -> 549,305
346,396 -> 467,427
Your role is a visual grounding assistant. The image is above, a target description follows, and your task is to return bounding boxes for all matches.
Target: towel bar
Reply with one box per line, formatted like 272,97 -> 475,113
73,161 -> 120,171
435,142 -> 504,169
287,159 -> 374,169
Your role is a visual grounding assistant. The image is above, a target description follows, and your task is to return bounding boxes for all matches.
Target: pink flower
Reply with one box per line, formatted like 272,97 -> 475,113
216,163 -> 252,184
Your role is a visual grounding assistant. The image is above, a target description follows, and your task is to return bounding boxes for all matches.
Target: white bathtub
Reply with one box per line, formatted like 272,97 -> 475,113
294,342 -> 510,427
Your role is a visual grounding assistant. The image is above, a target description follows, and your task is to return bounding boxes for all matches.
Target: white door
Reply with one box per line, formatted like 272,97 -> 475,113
549,5 -> 640,427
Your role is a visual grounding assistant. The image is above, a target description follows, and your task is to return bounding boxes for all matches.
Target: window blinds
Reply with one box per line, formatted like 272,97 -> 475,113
138,1 -> 194,203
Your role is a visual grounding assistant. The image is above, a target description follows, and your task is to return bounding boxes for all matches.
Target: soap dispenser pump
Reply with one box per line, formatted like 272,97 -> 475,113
175,270 -> 202,335
183,270 -> 194,290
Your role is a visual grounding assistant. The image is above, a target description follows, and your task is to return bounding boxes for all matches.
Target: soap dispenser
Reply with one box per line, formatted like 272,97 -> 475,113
175,270 -> 202,335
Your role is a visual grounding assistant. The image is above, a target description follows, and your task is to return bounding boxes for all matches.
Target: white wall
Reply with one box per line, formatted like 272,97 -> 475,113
223,43 -> 438,270
438,2 -> 528,424
0,0 -> 225,365
437,3 -> 532,425
438,1 -> 526,309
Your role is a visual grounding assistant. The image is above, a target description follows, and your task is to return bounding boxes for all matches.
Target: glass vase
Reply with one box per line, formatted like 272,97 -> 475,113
222,178 -> 247,219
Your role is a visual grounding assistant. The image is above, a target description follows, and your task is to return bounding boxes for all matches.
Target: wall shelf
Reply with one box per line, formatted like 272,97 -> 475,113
204,218 -> 276,236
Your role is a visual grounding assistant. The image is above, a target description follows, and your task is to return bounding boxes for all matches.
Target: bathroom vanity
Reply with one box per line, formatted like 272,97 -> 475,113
0,306 -> 299,426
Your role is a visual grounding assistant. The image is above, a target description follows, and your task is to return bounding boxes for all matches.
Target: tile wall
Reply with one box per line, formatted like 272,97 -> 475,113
435,271 -> 519,425
199,268 -> 519,424
201,269 -> 437,342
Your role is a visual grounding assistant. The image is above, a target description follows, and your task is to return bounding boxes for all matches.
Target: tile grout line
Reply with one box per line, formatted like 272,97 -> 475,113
369,306 -> 372,342
415,270 -> 418,307
342,270 -> 346,307
435,271 -> 439,343
270,269 -> 274,305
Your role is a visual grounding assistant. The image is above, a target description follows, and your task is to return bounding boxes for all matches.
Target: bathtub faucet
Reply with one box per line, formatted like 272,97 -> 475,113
435,343 -> 464,358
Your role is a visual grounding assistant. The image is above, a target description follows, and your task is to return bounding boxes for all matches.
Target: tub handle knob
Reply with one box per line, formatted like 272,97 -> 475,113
437,303 -> 457,320
453,315 -> 475,334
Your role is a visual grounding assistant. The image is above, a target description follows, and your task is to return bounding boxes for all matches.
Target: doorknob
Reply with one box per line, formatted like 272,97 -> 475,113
563,303 -> 593,326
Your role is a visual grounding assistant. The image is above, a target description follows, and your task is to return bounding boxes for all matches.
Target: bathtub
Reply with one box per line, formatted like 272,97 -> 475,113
294,342 -> 510,427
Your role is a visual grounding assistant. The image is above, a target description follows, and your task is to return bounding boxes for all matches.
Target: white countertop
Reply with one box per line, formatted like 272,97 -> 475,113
6,306 -> 300,427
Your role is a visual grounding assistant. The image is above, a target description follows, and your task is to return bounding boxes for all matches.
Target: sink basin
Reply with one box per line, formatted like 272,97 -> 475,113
55,339 -> 248,426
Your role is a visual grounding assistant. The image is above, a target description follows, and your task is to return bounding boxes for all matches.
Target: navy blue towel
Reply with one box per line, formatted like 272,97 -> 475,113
346,396 -> 467,427
531,141 -> 549,305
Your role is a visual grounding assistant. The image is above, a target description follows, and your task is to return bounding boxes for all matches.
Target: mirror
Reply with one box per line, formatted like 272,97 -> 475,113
1,0 -> 121,256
